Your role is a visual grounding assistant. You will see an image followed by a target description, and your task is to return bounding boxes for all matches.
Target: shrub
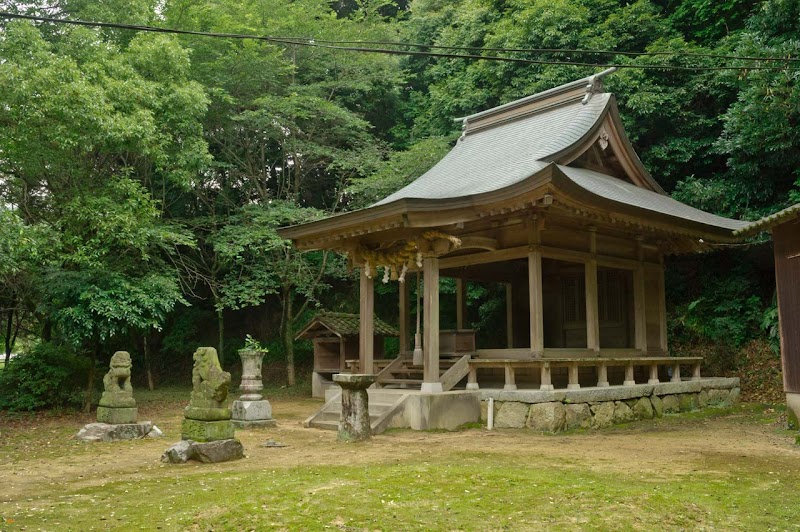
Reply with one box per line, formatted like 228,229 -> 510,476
0,342 -> 90,411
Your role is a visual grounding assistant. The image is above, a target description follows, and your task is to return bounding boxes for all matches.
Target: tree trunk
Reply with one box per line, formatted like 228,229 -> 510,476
216,306 -> 225,367
84,344 -> 99,414
42,319 -> 52,342
4,308 -> 14,367
143,334 -> 155,391
281,286 -> 296,386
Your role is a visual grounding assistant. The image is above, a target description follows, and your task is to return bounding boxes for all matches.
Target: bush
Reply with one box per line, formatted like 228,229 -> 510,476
0,342 -> 90,411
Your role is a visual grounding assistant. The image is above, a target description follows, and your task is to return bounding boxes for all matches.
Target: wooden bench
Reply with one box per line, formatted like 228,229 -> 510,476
466,357 -> 703,391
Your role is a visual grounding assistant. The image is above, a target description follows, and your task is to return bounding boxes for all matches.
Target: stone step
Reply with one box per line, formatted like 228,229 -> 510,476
315,410 -> 388,422
379,378 -> 423,385
308,420 -> 338,431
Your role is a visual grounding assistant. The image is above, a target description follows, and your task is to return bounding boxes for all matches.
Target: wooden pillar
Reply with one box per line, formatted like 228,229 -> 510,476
466,365 -> 479,390
597,362 -> 609,387
505,283 -> 514,348
359,268 -> 374,374
540,362 -> 554,391
504,364 -> 517,391
585,227 -> 600,353
633,237 -> 648,353
456,278 -> 468,329
528,251 -> 544,356
772,220 -> 800,423
623,362 -> 636,386
567,363 -> 580,390
585,262 -> 600,354
422,256 -> 442,393
648,363 -> 659,385
399,280 -> 409,355
657,260 -> 669,354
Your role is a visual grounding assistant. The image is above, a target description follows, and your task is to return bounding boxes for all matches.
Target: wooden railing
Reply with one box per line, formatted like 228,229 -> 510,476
466,356 -> 703,391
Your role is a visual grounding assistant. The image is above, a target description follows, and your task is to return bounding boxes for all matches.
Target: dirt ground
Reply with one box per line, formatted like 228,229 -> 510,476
2,394 -> 799,508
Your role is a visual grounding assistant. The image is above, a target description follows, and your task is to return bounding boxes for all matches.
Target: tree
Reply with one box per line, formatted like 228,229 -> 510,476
0,21 -> 208,405
213,202 -> 346,385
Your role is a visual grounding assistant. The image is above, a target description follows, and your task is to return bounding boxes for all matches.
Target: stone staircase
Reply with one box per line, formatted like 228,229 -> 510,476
375,354 -> 471,391
304,355 -> 473,434
304,389 -> 410,433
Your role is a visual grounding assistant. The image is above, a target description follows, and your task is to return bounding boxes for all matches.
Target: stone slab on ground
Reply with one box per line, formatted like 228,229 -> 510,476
161,439 -> 244,464
76,422 -> 161,442
96,406 -> 138,425
193,439 -> 245,463
181,419 -> 234,442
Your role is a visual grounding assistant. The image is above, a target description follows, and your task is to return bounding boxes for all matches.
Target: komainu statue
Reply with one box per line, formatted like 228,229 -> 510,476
96,351 -> 137,424
184,347 -> 232,422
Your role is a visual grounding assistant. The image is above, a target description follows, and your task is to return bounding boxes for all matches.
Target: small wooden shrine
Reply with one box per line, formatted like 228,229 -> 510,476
296,312 -> 398,397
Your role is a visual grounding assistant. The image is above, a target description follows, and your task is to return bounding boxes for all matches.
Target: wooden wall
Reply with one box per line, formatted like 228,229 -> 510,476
774,220 -> 800,394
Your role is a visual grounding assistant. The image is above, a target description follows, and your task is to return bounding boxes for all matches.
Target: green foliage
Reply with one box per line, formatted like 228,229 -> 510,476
346,136 -> 454,209
0,342 -> 91,411
242,334 -> 269,352
671,271 -> 764,348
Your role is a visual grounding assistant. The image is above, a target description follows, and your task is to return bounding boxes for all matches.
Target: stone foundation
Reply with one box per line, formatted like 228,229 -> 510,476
481,377 -> 740,433
96,406 -> 138,424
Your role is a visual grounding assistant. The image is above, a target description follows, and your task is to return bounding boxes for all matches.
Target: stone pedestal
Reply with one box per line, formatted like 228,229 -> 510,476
181,418 -> 235,442
333,373 -> 376,442
96,406 -> 138,424
232,400 -> 276,429
231,348 -> 276,428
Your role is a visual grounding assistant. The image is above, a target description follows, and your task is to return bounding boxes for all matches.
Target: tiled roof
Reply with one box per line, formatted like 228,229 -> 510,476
557,166 -> 750,232
375,94 -> 609,205
734,203 -> 800,236
297,311 -> 399,339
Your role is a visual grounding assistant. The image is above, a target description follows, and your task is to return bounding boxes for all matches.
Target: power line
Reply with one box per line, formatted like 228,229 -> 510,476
284,37 -> 800,65
1,12 -> 798,72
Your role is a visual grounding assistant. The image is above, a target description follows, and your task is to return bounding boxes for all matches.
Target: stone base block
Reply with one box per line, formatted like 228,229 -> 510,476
232,419 -> 277,429
184,406 -> 231,421
76,421 -> 161,442
181,419 -> 234,442
96,406 -> 138,424
161,439 -> 244,464
232,399 -> 273,423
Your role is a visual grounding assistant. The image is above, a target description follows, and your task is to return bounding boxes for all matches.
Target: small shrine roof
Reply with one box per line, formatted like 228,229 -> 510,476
296,311 -> 399,340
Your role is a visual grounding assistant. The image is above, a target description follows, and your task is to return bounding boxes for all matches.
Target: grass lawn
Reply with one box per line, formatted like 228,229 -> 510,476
1,387 -> 799,531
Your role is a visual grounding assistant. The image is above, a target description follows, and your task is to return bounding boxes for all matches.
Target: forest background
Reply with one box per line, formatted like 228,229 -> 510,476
0,0 -> 797,411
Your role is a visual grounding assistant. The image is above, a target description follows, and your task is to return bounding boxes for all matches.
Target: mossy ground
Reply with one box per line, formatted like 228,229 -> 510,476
1,388 -> 799,531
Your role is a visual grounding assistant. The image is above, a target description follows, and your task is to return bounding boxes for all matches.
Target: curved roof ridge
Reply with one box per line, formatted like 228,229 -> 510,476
454,67 -> 618,125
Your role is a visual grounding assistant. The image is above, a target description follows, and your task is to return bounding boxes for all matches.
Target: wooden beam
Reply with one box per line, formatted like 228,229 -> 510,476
505,283 -> 514,348
439,243 -> 656,272
399,279 -> 409,354
422,256 -> 442,393
456,278 -> 468,329
359,268 -> 374,374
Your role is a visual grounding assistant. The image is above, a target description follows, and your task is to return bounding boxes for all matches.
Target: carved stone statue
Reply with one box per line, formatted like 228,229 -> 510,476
96,351 -> 137,424
181,347 -> 234,442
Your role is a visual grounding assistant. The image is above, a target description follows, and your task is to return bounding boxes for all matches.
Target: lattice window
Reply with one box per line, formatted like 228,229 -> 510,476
598,270 -> 624,324
561,275 -> 586,324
